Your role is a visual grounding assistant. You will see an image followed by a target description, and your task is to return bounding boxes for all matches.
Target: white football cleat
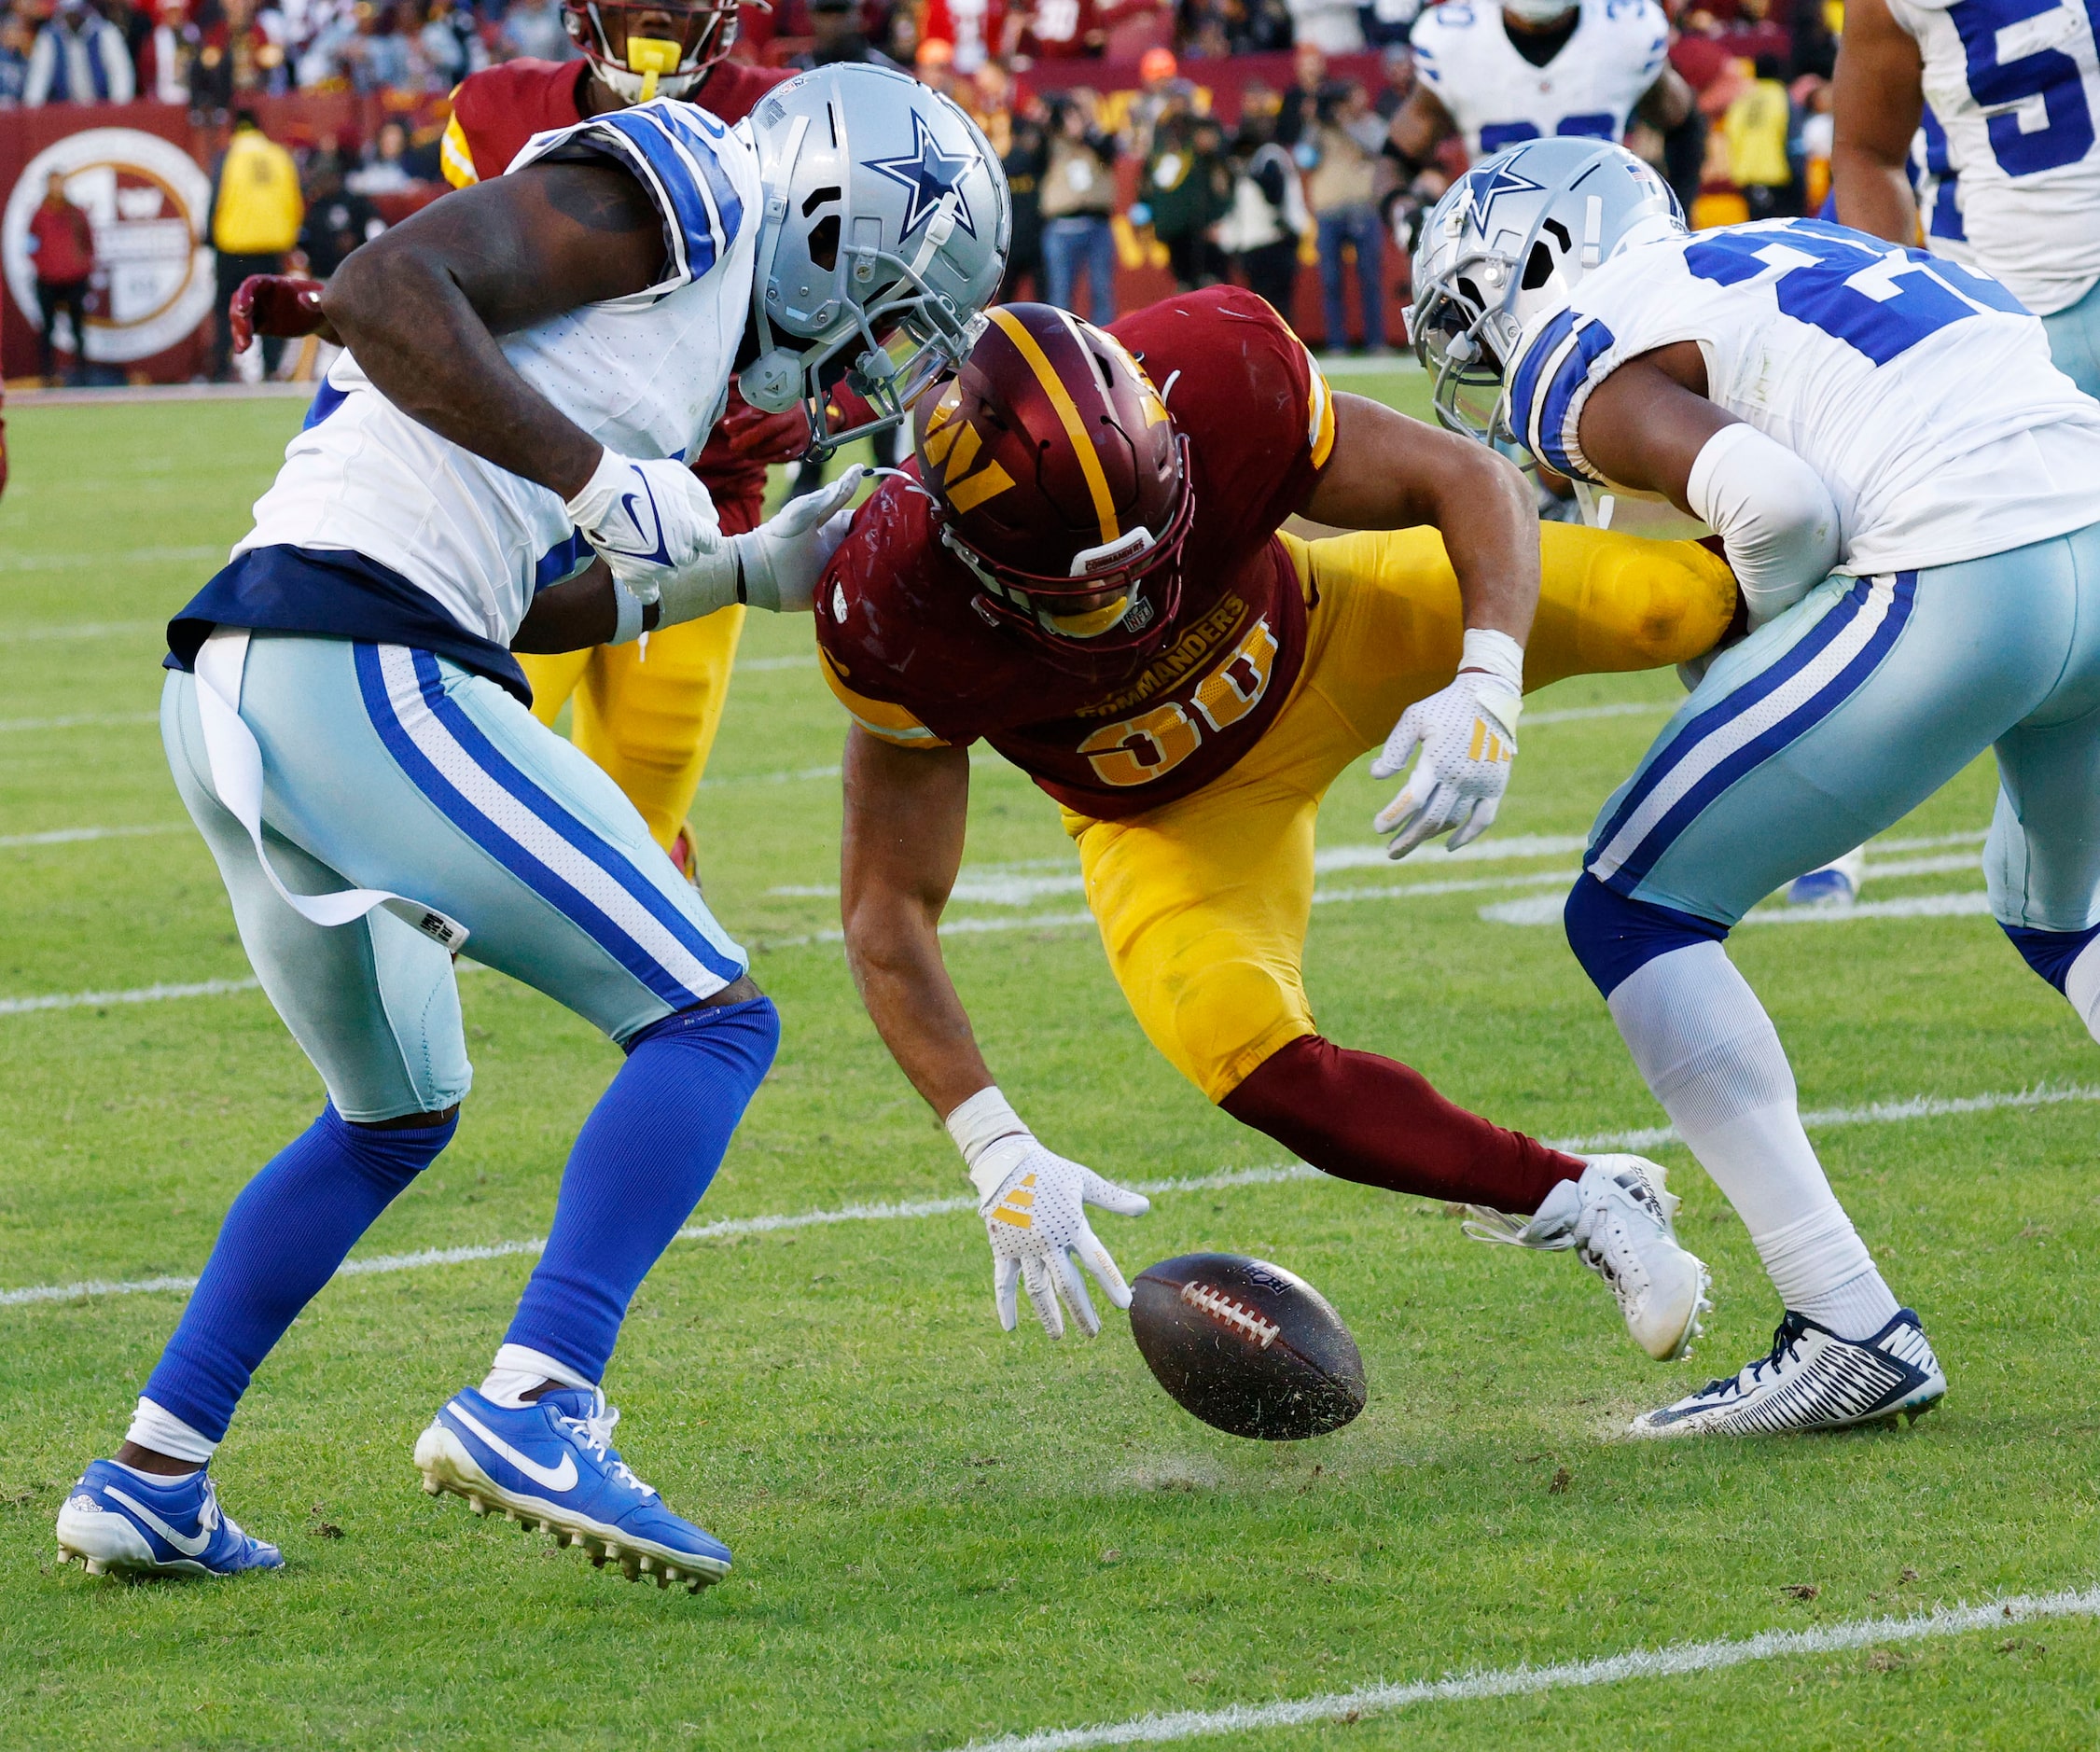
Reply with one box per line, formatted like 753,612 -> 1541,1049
1785,845 -> 1867,907
1466,1155 -> 1711,1361
1630,1308 -> 1945,1439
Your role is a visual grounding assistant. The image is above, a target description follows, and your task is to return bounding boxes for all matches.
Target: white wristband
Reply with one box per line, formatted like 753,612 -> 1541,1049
608,578 -> 647,645
947,1085 -> 1034,1203
1459,626 -> 1525,725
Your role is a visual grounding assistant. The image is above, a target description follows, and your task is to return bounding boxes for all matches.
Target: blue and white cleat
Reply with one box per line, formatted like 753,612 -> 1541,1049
55,1461 -> 284,1578
1631,1308 -> 1945,1438
414,1386 -> 730,1592
1785,845 -> 1867,907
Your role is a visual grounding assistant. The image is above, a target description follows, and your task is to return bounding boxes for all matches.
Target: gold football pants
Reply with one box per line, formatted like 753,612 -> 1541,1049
1064,524 -> 1737,1104
516,605 -> 747,855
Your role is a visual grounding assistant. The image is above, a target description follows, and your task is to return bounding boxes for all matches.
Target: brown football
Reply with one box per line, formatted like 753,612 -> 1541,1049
1129,1253 -> 1367,1440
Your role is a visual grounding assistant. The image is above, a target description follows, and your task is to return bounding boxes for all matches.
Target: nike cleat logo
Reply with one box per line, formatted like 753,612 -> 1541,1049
447,1403 -> 580,1492
104,1485 -> 213,1556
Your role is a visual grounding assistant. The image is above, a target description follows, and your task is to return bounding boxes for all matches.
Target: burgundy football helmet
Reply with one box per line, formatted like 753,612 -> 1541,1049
563,0 -> 750,101
913,303 -> 1193,674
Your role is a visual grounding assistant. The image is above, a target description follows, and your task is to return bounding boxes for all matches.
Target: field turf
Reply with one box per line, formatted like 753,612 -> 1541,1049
1,382 -> 2096,1749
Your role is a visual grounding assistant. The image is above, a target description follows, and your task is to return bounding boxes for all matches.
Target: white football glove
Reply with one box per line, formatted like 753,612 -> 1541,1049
947,1087 -> 1150,1340
719,464 -> 865,614
563,450 -> 724,607
1370,626 -> 1525,860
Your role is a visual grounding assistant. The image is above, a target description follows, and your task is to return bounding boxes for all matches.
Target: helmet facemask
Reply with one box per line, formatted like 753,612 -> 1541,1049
565,0 -> 747,100
936,437 -> 1196,673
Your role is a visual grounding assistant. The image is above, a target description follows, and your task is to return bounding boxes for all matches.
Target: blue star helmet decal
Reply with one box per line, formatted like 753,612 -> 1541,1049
867,111 -> 979,241
1462,160 -> 1547,236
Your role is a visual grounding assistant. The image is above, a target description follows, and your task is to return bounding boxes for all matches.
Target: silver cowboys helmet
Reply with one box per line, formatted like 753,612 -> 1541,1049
741,63 -> 1011,457
1409,138 -> 1683,444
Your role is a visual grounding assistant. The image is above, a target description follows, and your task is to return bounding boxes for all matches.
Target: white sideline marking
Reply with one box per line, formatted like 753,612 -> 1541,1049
6,1084 -> 2092,1311
1549,1079 -> 2100,1156
947,1588 -> 2100,1752
0,711 -> 159,735
11,619 -> 163,638
1525,700 -> 1671,726
1481,887 -> 1996,928
0,823 -> 187,850
0,1162 -> 1321,1309
0,976 -> 260,1017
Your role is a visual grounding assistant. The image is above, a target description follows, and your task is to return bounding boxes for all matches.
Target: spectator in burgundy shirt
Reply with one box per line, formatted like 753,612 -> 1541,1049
27,173 -> 96,385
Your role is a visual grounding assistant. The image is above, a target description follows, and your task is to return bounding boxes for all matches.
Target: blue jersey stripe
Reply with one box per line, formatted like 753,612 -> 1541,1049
646,104 -> 746,250
533,530 -> 593,593
1592,577 -> 1917,891
354,646 -> 741,1007
594,106 -> 736,283
1509,305 -> 1578,457
1534,315 -> 1616,475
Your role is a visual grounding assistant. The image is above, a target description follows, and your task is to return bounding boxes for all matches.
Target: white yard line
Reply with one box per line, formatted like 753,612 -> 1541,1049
1481,887 -> 1996,928
9,619 -> 165,639
0,712 -> 160,734
0,823 -> 187,850
1525,700 -> 1672,726
5,1085 -> 2091,1311
946,1588 -> 2100,1752
0,976 -> 260,1018
2,549 -> 222,577
736,654 -> 816,672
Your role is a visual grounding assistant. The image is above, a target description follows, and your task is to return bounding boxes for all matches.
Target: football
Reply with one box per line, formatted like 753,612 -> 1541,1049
1129,1253 -> 1368,1440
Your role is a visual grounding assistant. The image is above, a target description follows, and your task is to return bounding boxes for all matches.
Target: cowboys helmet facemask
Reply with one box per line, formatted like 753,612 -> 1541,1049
740,64 -> 1011,458
1409,137 -> 1683,445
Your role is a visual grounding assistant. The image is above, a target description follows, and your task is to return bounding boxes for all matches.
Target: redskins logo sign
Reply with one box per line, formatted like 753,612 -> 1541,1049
3,128 -> 214,365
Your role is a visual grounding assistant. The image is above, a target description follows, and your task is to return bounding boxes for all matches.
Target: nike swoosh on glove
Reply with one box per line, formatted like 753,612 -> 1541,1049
1370,628 -> 1525,860
976,1136 -> 1150,1340
563,451 -> 725,607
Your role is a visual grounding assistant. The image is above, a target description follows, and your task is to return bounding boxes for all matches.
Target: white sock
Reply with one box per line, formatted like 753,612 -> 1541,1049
480,1343 -> 596,1409
124,1397 -> 216,1467
1608,943 -> 1899,1340
2063,935 -> 2100,1042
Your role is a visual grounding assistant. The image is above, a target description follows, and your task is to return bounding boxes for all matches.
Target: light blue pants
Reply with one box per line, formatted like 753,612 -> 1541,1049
2042,272 -> 2100,400
1585,521 -> 2100,931
163,635 -> 748,1122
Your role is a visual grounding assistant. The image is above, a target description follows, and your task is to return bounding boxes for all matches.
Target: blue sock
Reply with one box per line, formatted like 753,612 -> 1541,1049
503,996 -> 780,1384
144,1105 -> 455,1440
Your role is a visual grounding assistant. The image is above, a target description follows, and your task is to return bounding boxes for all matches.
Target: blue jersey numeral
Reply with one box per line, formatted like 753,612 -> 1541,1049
1478,113 -> 1620,152
1950,0 -> 2098,176
1685,220 -> 2027,364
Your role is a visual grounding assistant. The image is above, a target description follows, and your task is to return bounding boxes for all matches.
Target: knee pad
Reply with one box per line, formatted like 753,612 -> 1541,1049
2000,920 -> 2100,994
1564,872 -> 1731,999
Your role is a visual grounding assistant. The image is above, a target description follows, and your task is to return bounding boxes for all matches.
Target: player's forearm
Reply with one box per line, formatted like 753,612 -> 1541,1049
323,246 -> 603,499
1830,143 -> 1920,245
1426,446 -> 1541,644
511,560 -> 618,651
843,916 -> 998,1119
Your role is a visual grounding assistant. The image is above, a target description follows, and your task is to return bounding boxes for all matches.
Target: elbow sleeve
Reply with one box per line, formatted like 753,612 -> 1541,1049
1686,422 -> 1842,628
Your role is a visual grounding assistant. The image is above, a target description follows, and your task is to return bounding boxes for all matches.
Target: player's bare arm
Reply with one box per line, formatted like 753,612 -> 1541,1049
1387,85 -> 1456,187
1302,390 -> 1540,642
1634,63 -> 1694,132
1829,0 -> 1926,244
1580,344 -> 1840,628
322,162 -> 667,500
840,729 -> 1149,1340
839,728 -> 993,1117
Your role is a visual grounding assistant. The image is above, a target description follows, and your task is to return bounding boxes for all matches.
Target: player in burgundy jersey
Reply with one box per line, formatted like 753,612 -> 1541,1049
818,290 -> 1740,1363
435,4 -> 800,880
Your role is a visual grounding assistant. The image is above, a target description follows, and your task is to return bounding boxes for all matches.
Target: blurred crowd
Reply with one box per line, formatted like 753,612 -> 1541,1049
6,0 -> 1852,380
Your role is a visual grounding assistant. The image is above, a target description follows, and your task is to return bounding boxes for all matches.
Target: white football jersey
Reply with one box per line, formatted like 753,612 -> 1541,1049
1886,0 -> 2100,314
238,99 -> 760,650
1505,218 -> 2100,575
1412,0 -> 1669,160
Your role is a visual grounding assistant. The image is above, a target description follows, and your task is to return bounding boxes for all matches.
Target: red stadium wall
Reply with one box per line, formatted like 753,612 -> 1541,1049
0,97 -> 444,384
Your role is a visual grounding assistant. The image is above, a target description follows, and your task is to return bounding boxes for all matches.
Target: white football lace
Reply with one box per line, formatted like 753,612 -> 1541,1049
559,1393 -> 656,1498
1180,1281 -> 1281,1348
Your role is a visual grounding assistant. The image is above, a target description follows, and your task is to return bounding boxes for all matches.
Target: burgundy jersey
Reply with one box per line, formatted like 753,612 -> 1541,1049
440,56 -> 793,535
816,286 -> 1337,820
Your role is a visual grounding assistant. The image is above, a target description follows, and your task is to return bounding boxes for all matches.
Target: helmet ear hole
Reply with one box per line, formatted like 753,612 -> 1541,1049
1522,241 -> 1558,290
808,215 -> 841,273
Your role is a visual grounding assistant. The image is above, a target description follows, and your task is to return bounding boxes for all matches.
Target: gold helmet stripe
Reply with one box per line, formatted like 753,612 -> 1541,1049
985,305 -> 1120,546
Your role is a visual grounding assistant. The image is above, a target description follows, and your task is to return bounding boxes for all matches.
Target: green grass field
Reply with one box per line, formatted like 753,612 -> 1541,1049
1,382 -> 2097,1750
